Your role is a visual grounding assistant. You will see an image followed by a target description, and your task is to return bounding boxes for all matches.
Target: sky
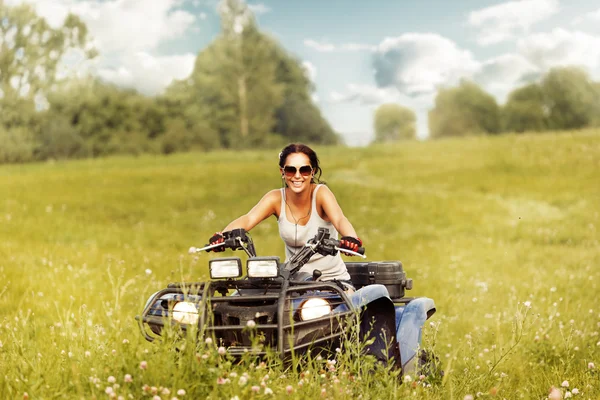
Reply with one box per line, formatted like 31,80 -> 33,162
6,0 -> 600,145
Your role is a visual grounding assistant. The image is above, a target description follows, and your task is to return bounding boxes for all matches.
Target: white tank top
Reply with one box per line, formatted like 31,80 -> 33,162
278,184 -> 350,280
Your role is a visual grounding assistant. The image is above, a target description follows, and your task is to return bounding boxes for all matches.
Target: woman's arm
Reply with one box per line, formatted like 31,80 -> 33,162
222,189 -> 280,232
318,186 -> 358,238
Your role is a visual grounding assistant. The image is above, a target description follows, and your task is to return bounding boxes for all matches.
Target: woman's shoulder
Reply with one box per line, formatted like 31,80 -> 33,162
263,189 -> 282,202
314,184 -> 336,206
263,189 -> 282,218
314,183 -> 333,196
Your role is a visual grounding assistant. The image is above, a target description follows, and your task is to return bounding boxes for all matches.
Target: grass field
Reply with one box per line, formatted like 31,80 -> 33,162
1,130 -> 599,399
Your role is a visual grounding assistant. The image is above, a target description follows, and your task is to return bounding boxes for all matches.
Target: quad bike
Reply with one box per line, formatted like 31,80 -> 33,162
136,228 -> 437,374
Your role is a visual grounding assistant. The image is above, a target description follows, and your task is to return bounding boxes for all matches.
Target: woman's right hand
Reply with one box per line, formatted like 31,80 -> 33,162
209,232 -> 225,252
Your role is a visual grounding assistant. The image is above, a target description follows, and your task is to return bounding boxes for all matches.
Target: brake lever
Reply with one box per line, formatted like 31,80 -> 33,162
334,246 -> 367,258
189,243 -> 225,253
237,236 -> 253,257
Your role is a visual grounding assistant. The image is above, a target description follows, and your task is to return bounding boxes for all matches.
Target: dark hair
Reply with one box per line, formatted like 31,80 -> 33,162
278,143 -> 324,184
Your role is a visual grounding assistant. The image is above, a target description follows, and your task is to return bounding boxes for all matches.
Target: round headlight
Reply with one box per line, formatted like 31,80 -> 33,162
172,301 -> 199,325
299,298 -> 331,321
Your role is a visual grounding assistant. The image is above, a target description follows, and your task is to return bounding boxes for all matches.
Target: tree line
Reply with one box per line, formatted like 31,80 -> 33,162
0,0 -> 339,163
2,0 -> 599,164
373,67 -> 600,142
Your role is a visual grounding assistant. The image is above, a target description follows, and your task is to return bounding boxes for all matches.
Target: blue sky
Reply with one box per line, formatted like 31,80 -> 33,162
7,0 -> 600,144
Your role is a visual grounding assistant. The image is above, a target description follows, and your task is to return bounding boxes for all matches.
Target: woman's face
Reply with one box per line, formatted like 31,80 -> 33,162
281,152 -> 313,194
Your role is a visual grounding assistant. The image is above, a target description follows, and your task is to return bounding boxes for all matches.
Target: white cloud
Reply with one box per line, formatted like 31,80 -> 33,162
72,0 -> 196,54
369,29 -> 600,102
468,0 -> 559,46
187,0 -> 218,8
471,53 -> 541,103
340,43 -> 375,51
6,0 -> 198,94
329,84 -> 402,105
303,39 -> 374,52
247,3 -> 271,15
517,28 -> 600,74
302,61 -> 317,82
372,33 -> 480,96
97,52 -> 196,96
303,39 -> 336,52
6,0 -> 196,52
5,0 -> 74,27
587,8 -> 600,20
474,53 -> 540,90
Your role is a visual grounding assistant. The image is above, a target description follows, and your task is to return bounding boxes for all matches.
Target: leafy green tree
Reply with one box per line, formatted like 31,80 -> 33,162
502,83 -> 547,133
44,80 -> 166,157
0,2 -> 96,129
541,67 -> 597,130
0,1 -> 96,162
166,0 -> 338,148
591,82 -> 600,128
274,93 -> 340,145
373,103 -> 416,142
429,80 -> 500,138
35,115 -> 85,160
0,125 -> 36,163
270,41 -> 339,145
157,85 -> 221,152
185,0 -> 284,148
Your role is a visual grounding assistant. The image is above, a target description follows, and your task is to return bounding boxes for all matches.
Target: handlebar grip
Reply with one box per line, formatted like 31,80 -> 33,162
205,243 -> 223,252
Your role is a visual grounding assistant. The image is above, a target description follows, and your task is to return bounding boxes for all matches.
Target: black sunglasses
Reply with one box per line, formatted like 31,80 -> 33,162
283,165 -> 313,177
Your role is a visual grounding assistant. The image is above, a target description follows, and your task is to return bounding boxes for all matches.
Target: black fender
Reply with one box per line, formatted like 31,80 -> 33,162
359,296 -> 401,369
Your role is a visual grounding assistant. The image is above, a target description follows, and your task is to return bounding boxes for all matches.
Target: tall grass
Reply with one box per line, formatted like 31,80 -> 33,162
1,130 -> 599,399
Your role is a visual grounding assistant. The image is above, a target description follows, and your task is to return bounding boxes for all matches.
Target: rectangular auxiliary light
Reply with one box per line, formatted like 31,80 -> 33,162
209,257 -> 242,279
247,257 -> 280,278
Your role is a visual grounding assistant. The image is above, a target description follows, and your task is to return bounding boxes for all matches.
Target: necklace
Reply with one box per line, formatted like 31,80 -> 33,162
283,185 -> 314,252
284,186 -> 313,226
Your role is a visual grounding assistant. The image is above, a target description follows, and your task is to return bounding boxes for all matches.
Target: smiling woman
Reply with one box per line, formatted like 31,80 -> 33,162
207,143 -> 362,282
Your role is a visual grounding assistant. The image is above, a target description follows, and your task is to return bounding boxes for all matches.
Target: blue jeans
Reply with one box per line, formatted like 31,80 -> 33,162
335,284 -> 436,371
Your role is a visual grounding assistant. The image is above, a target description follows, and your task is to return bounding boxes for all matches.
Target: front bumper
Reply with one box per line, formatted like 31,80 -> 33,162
136,279 -> 355,358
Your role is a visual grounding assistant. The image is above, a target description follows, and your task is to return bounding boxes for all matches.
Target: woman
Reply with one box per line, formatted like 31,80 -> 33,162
208,143 -> 362,282
209,143 -> 436,374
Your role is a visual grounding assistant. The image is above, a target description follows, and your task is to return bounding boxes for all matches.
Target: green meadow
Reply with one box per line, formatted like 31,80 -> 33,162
1,131 -> 599,399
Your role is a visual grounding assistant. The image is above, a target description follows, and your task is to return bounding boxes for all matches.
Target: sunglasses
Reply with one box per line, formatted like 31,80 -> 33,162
282,165 -> 313,177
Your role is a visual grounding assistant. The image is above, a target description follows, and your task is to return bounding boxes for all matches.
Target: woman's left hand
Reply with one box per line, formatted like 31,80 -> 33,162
340,236 -> 362,255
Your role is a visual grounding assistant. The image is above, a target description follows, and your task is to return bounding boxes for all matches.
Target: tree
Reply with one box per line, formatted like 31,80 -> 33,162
165,0 -> 339,149
501,83 -> 547,133
270,39 -> 339,145
0,2 -> 96,129
184,0 -> 284,148
157,83 -> 221,153
372,103 -> 416,142
591,82 -> 600,128
541,67 -> 597,130
44,80 -> 168,157
429,80 -> 500,138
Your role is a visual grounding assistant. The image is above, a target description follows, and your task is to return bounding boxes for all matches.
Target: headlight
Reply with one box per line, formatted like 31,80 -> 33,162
247,257 -> 280,278
209,258 -> 242,279
299,298 -> 332,321
172,301 -> 199,325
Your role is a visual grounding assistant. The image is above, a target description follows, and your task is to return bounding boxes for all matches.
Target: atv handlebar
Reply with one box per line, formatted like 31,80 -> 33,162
189,227 -> 365,261
335,245 -> 366,257
313,237 -> 366,258
286,228 -> 366,275
189,242 -> 225,254
190,229 -> 257,257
